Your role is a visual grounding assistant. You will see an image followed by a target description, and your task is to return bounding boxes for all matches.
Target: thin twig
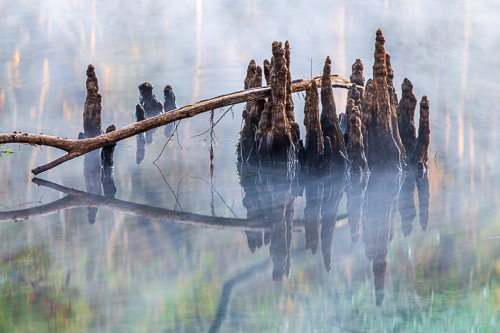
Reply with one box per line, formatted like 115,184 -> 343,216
191,176 -> 239,218
152,120 -> 182,164
175,174 -> 189,211
190,105 -> 235,138
152,163 -> 184,212
176,122 -> 185,150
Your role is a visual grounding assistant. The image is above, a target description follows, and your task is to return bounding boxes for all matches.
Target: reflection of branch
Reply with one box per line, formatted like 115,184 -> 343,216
191,176 -> 239,218
207,259 -> 271,333
24,178 -> 264,230
153,163 -> 183,212
0,179 -> 348,231
153,119 -> 182,163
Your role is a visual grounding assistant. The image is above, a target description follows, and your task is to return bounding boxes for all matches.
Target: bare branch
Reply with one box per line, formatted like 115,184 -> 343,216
0,75 -> 357,175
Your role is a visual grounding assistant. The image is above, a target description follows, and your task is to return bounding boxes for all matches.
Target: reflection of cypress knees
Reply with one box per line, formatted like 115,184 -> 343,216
101,125 -> 116,167
410,96 -> 430,166
83,64 -> 103,138
321,170 -> 346,272
138,82 -> 164,117
255,169 -> 295,281
245,231 -> 263,253
321,56 -> 346,166
239,163 -> 265,252
363,29 -> 403,171
135,104 -> 146,165
397,78 -> 418,156
101,124 -> 117,198
256,41 -> 299,163
416,169 -> 430,231
301,81 -> 324,168
348,107 -> 369,174
304,175 -> 323,255
362,173 -> 400,306
373,258 -> 387,307
239,60 -> 266,161
398,171 -> 417,237
84,151 -> 101,225
346,174 -> 368,244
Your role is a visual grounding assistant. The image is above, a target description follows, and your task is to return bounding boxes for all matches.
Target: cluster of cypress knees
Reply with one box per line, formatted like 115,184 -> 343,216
238,29 -> 430,174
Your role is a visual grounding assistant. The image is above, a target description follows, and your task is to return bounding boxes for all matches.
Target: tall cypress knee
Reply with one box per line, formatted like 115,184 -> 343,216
320,56 -> 346,166
410,96 -> 430,166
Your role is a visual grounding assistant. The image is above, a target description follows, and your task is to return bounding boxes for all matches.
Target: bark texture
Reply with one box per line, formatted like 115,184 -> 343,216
256,41 -> 300,163
397,78 -> 418,156
163,84 -> 177,138
362,29 -> 403,172
350,58 -> 365,88
83,64 -> 103,138
239,60 -> 266,161
320,56 -> 346,166
138,82 -> 164,117
348,106 -> 369,174
410,96 -> 430,166
301,81 -> 324,169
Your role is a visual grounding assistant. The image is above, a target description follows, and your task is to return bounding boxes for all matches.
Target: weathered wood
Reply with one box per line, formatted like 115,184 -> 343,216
410,95 -> 430,166
0,74 -> 356,175
320,56 -> 346,166
362,29 -> 403,172
83,64 -> 103,138
301,80 -> 324,169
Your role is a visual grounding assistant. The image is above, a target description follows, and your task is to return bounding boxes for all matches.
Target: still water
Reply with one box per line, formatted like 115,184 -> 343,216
1,0 -> 500,332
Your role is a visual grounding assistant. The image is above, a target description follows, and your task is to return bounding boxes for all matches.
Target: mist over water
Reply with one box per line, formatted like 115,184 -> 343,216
1,0 -> 500,331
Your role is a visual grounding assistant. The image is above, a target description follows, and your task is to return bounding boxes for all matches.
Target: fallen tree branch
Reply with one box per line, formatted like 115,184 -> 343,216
0,75 -> 357,175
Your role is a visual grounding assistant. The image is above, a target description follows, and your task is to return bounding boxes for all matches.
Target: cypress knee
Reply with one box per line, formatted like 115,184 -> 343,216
83,64 -> 103,138
320,56 -> 346,166
410,96 -> 430,166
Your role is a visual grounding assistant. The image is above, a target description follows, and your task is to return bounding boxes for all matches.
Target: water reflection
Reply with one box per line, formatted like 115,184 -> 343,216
239,164 -> 430,307
1,163 -> 429,310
